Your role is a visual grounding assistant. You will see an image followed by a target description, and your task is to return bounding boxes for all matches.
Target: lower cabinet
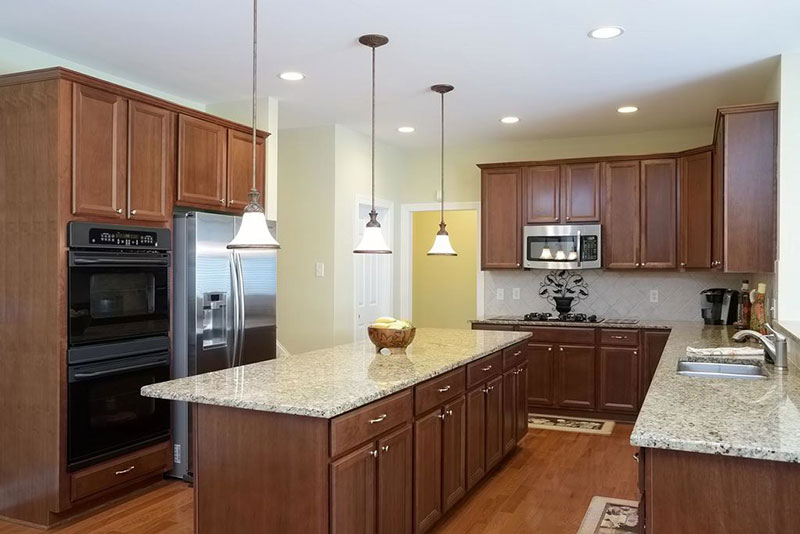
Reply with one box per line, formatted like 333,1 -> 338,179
598,347 -> 639,413
555,344 -> 596,410
526,343 -> 555,407
485,376 -> 504,471
640,330 -> 670,403
501,352 -> 529,456
331,424 -> 413,534
515,361 -> 529,441
442,396 -> 466,513
466,375 -> 504,491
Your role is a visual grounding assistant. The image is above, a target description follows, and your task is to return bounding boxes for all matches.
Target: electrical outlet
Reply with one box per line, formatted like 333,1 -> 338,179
512,288 -> 520,300
649,289 -> 659,303
315,262 -> 325,277
496,288 -> 505,301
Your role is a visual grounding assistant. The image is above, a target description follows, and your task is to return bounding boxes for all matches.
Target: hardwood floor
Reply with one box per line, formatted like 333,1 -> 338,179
0,424 -> 637,534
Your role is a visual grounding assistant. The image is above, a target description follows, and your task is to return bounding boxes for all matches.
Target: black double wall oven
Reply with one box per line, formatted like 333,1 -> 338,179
67,222 -> 172,471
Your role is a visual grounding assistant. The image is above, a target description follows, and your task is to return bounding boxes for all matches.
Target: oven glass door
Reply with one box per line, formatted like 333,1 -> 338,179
68,353 -> 170,470
69,253 -> 169,344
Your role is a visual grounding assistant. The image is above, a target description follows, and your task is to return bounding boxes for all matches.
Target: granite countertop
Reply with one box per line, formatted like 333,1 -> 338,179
631,321 -> 800,463
471,316 -> 672,329
141,328 -> 531,419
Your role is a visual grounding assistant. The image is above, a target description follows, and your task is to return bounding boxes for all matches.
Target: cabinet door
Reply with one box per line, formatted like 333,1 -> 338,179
481,168 -> 521,269
640,330 -> 670,403
679,151 -> 712,269
599,347 -> 639,413
227,129 -> 266,211
442,396 -> 466,513
414,410 -> 442,534
502,369 -> 517,456
526,343 -> 555,407
177,114 -> 226,208
603,161 -> 640,269
72,84 -> 127,219
562,163 -> 601,222
485,375 -> 504,471
330,442 -> 376,534
523,166 -> 560,223
377,424 -> 413,534
556,345 -> 596,410
465,387 -> 486,491
640,159 -> 678,269
515,361 -> 529,442
127,101 -> 174,222
712,124 -> 724,270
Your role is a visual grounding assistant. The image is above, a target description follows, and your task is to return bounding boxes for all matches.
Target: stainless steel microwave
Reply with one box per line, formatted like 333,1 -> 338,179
523,224 -> 602,270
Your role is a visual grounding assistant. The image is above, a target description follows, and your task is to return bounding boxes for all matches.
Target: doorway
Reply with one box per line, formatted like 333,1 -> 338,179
354,199 -> 393,341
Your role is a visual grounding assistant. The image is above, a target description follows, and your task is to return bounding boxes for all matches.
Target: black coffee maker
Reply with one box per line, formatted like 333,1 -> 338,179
700,288 -> 739,325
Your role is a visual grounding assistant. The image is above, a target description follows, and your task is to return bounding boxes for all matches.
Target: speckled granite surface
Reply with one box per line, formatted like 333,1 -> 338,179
631,321 -> 800,463
471,316 -> 672,329
141,328 -> 531,419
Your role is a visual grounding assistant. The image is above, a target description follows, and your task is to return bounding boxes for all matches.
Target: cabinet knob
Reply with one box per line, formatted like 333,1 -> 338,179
483,387 -> 490,394
438,412 -> 447,420
369,449 -> 378,458
219,198 -> 226,204
566,216 -> 571,221
634,351 -> 638,356
381,445 -> 390,453
115,208 -> 123,214
447,409 -> 454,416
680,262 -> 686,268
130,209 -> 138,215
559,347 -> 564,352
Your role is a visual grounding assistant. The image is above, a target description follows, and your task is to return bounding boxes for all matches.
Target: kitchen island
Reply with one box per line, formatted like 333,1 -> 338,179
142,328 -> 531,534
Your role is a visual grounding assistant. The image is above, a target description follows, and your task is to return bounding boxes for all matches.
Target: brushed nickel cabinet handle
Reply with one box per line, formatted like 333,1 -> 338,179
488,385 -> 494,391
447,409 -> 454,416
680,262 -> 686,267
482,365 -> 493,372
438,385 -> 451,393
115,208 -> 123,214
548,347 -> 552,352
611,335 -> 626,340
633,452 -> 640,463
381,445 -> 390,452
219,198 -> 225,204
513,350 -> 522,357
559,347 -> 564,352
369,449 -> 378,458
115,465 -> 135,475
130,209 -> 138,215
482,388 -> 490,394
438,411 -> 447,420
368,414 -> 387,424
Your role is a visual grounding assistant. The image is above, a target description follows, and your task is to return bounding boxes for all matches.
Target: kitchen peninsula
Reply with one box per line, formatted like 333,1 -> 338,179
142,328 -> 531,533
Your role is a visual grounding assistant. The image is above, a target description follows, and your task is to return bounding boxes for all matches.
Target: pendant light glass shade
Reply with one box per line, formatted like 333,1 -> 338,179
353,34 -> 392,255
427,84 -> 457,256
227,0 -> 280,250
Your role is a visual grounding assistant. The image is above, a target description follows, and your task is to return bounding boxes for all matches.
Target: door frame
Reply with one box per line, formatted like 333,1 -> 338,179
354,194 -> 395,341
400,202 -> 484,322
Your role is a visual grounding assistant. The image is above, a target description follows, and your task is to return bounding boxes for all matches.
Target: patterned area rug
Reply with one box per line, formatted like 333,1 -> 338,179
528,414 -> 615,435
577,496 -> 640,534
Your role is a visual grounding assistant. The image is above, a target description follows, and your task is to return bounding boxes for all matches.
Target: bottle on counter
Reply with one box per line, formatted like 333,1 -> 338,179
734,280 -> 751,330
750,283 -> 767,334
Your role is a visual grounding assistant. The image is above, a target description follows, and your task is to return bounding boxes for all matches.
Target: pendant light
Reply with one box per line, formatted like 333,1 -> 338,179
353,34 -> 392,255
227,0 -> 280,250
427,84 -> 457,256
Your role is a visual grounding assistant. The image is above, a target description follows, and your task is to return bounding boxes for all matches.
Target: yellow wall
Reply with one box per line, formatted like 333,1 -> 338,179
412,210 -> 477,329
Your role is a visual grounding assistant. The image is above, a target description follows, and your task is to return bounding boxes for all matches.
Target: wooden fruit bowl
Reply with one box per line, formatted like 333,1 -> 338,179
367,326 -> 416,352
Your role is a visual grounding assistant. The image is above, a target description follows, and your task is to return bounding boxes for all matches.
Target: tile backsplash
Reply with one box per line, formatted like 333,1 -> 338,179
484,270 -> 769,321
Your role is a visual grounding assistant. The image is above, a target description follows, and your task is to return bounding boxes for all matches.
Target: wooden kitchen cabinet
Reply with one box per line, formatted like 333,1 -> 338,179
525,343 -> 556,407
515,360 -> 529,441
640,159 -> 678,269
177,114 -> 227,209
465,386 -> 486,490
442,396 -> 466,513
481,167 -> 522,269
712,122 -> 725,270
679,151 -> 712,269
377,425 -> 413,534
485,375 -> 504,471
414,410 -> 443,533
523,165 -> 560,223
227,129 -> 266,210
555,344 -> 596,410
72,84 -> 128,219
127,100 -> 175,222
502,368 -> 517,455
603,160 -> 641,269
331,442 -> 376,534
640,330 -> 670,403
598,347 -> 639,413
562,163 -> 601,223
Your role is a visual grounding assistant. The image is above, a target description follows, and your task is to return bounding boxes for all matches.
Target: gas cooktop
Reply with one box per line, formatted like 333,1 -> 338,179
522,312 -> 602,323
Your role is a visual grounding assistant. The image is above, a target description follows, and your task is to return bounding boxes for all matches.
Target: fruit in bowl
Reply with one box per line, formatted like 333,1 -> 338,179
368,317 -> 416,352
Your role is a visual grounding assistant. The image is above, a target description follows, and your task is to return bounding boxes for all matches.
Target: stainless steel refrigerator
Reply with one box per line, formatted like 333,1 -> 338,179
170,211 -> 277,480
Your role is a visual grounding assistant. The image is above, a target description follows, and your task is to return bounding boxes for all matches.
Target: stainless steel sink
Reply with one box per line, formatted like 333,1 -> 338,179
676,361 -> 767,380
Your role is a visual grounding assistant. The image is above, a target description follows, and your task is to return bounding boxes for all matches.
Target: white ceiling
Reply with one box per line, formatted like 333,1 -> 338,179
1,0 -> 799,147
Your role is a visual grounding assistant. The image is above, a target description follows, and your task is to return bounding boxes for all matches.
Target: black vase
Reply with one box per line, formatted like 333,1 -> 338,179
554,297 -> 574,315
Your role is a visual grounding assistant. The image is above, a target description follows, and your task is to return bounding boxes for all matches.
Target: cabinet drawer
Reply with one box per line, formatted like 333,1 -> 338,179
414,368 -> 465,416
600,329 -> 639,347
471,323 -> 516,331
502,343 -> 526,370
466,351 -> 502,388
71,442 -> 169,502
331,390 -> 413,458
521,326 -> 595,345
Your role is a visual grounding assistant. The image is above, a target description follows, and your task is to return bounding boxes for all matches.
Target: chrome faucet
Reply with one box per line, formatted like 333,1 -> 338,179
733,324 -> 788,372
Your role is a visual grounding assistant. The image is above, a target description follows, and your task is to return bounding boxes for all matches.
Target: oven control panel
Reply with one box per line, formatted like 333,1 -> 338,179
89,228 -> 159,247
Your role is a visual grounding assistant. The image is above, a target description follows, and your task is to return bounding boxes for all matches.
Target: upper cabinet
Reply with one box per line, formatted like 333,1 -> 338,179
603,161 -> 640,269
177,114 -> 227,209
481,168 -> 521,269
72,84 -> 128,219
715,105 -> 778,273
127,101 -> 175,222
679,151 -> 712,269
523,166 -> 560,224
640,159 -> 677,269
227,129 -> 266,211
562,163 -> 601,223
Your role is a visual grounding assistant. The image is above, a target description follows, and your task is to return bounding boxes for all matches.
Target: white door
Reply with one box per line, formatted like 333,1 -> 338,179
354,202 -> 392,341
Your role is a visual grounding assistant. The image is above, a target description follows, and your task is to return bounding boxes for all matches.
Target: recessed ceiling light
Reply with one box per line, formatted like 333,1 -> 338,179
588,26 -> 624,39
500,116 -> 520,124
617,106 -> 639,114
279,71 -> 305,81
397,126 -> 415,133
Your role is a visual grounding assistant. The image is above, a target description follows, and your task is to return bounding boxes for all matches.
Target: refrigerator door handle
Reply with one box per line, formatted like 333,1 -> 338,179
229,252 -> 241,368
234,252 -> 246,366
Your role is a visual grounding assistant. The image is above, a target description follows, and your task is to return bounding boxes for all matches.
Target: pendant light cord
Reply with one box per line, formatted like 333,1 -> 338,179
440,91 -> 445,225
371,45 -> 376,213
251,0 -> 258,192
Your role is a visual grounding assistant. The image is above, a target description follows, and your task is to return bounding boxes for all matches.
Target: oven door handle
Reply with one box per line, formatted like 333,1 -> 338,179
70,357 -> 170,381
71,256 -> 169,267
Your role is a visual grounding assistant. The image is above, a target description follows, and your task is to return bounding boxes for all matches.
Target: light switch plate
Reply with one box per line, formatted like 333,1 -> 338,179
496,288 -> 505,301
315,262 -> 325,277
512,288 -> 520,300
650,289 -> 659,303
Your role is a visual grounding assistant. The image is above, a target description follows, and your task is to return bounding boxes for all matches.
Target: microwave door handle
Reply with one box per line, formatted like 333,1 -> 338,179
576,231 -> 582,268
229,252 -> 240,369
235,252 -> 246,367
